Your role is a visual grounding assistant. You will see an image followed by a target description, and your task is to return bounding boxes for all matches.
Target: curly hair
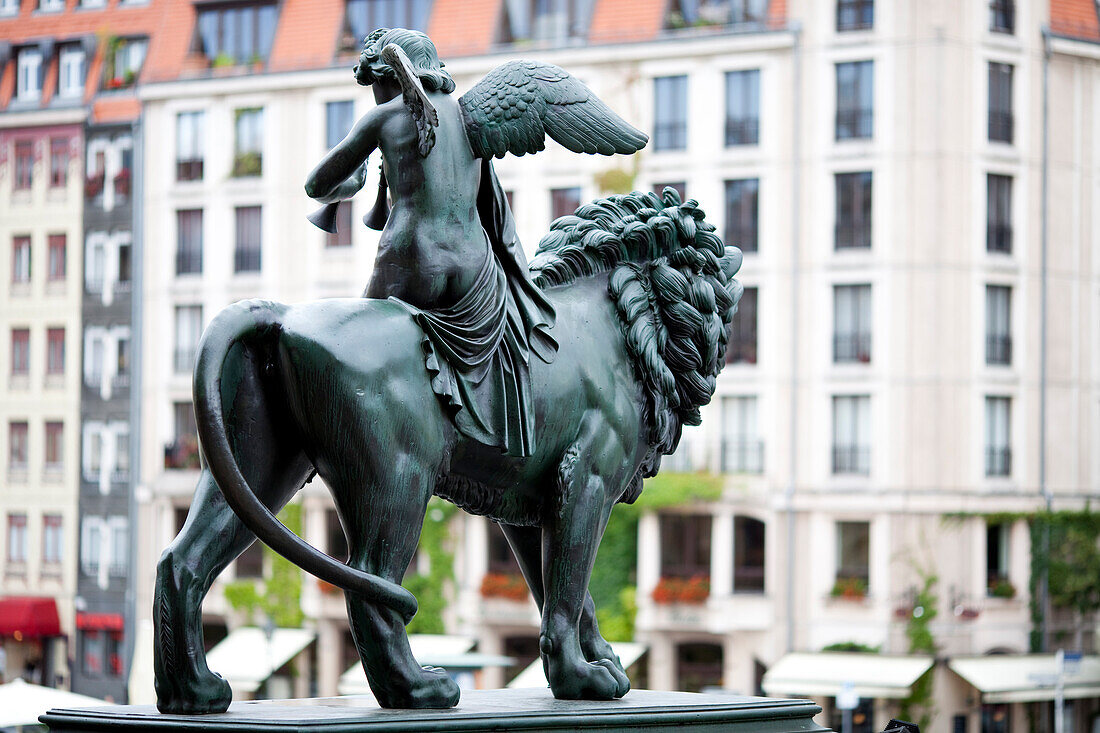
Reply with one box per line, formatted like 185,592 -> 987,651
530,188 -> 744,486
354,27 -> 456,94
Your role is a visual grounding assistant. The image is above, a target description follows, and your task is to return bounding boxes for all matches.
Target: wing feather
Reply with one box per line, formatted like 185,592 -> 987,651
459,60 -> 648,160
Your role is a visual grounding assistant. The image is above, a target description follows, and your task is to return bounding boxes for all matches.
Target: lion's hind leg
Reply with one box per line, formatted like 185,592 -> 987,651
154,342 -> 313,714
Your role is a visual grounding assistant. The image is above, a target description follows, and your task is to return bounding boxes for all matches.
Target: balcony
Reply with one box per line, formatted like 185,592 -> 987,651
165,437 -> 200,470
832,445 -> 870,475
234,248 -> 261,273
985,335 -> 1012,365
176,248 -> 202,276
988,111 -> 1014,143
985,447 -> 1012,477
834,333 -> 871,363
724,118 -> 759,147
835,109 -> 872,140
835,223 -> 871,250
112,373 -> 131,389
721,439 -> 764,474
84,171 -> 105,200
177,159 -> 203,182
725,337 -> 757,365
986,223 -> 1012,254
640,590 -> 773,633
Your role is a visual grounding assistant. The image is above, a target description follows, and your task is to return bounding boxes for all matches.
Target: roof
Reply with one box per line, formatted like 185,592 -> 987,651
204,627 -> 316,693
0,596 -> 61,639
949,654 -> 1100,703
1050,0 -> 1100,42
508,641 -> 647,689
762,652 -> 934,700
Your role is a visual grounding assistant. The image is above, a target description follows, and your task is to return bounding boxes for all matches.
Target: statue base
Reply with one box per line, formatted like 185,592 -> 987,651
42,689 -> 828,732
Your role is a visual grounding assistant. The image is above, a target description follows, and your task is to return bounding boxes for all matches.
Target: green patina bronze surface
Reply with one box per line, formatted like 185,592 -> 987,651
151,27 -> 743,714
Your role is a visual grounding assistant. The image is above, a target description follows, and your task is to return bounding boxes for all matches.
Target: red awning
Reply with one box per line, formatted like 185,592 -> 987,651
76,612 -> 124,632
0,597 -> 61,639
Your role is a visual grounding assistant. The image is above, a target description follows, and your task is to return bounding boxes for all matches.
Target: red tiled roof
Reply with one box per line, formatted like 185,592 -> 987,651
429,0 -> 502,58
588,0 -> 666,45
91,95 -> 141,122
267,0 -> 344,74
1050,0 -> 1100,41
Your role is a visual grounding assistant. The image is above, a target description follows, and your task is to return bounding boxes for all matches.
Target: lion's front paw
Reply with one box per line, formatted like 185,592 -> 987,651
548,658 -> 622,701
155,668 -> 232,714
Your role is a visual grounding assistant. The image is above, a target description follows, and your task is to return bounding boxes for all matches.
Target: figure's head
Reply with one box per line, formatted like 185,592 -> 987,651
354,28 -> 456,94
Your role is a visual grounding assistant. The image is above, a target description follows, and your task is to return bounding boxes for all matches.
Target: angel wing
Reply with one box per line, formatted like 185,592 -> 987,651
381,43 -> 438,157
459,61 -> 648,160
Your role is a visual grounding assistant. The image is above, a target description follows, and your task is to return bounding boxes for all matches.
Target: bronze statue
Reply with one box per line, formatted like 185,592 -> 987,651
153,28 -> 743,713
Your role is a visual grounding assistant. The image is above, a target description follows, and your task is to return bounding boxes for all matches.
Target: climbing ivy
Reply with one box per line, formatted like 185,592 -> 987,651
223,503 -> 305,628
590,470 -> 726,641
403,497 -> 457,635
898,571 -> 938,730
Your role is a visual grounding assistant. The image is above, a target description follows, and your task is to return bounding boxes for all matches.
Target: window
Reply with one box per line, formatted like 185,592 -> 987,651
836,520 -> 869,587
986,285 -> 1011,365
496,0 -> 590,44
835,171 -> 872,249
832,395 -> 870,475
105,38 -> 147,89
726,286 -> 757,364
115,430 -> 130,479
835,61 -> 873,140
11,329 -> 29,376
326,509 -> 349,561
16,47 -> 43,102
722,395 -> 762,473
47,327 -> 65,374
47,234 -> 66,280
50,139 -> 70,188
118,240 -> 132,285
0,0 -> 18,16
733,516 -> 765,592
326,202 -> 354,248
58,46 -> 86,99
724,178 -> 758,253
659,513 -> 711,580
834,284 -> 871,363
343,0 -> 432,49
14,141 -> 34,191
86,238 -> 106,294
988,62 -> 1013,144
550,187 -> 581,220
653,76 -> 688,151
109,520 -> 128,577
165,401 -> 199,470
12,236 -> 31,284
730,0 -> 767,24
107,632 -> 124,676
8,514 -> 27,563
990,0 -> 1014,33
86,150 -> 106,200
81,631 -> 105,675
116,336 -> 131,384
176,209 -> 203,275
39,0 -> 64,10
653,182 -> 686,201
233,108 -> 263,177
725,70 -> 760,146
196,2 -> 278,65
487,521 -> 521,574
81,518 -> 102,576
174,306 -> 203,373
676,643 -> 723,694
45,421 -> 63,471
234,206 -> 262,272
986,174 -> 1012,253
176,111 -> 205,181
985,396 -> 1011,477
43,515 -> 63,567
236,542 -> 264,578
87,430 -> 103,477
326,100 -> 355,149
837,0 -> 873,31
9,422 -> 28,473
986,522 -> 1010,595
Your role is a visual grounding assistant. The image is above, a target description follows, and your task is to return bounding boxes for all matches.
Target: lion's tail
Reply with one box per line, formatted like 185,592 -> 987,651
193,299 -> 419,622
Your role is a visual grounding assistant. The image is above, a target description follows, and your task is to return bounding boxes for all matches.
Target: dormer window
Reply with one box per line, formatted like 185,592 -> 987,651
16,47 -> 43,102
195,2 -> 278,67
59,45 -> 86,99
343,0 -> 432,51
666,0 -> 765,30
498,0 -> 592,45
0,0 -> 19,17
105,37 -> 147,89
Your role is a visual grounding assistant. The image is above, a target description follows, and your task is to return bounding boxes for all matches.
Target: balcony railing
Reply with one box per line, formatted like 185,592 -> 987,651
108,563 -> 128,578
832,445 -> 870,475
111,469 -> 130,483
112,373 -> 131,389
986,223 -> 1012,253
836,109 -> 872,140
985,447 -> 1012,477
176,248 -> 202,276
986,335 -> 1012,365
990,0 -> 1014,32
165,437 -> 200,470
835,223 -> 871,250
234,248 -> 261,273
733,566 -> 765,593
721,439 -> 764,474
725,118 -> 759,147
834,333 -> 871,363
177,159 -> 203,182
837,0 -> 873,30
653,122 -> 687,151
988,111 -> 1014,143
726,337 -> 757,365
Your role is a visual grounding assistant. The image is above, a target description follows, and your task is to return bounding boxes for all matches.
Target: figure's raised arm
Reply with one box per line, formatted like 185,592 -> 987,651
304,109 -> 385,202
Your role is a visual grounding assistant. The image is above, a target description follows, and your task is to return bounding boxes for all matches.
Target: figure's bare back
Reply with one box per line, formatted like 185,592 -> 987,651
366,93 -> 485,309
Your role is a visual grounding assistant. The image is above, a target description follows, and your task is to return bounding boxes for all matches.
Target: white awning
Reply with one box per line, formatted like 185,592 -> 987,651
507,642 -> 647,689
949,654 -> 1100,703
206,627 -> 316,693
762,653 -> 934,699
338,635 -> 514,695
0,678 -> 113,726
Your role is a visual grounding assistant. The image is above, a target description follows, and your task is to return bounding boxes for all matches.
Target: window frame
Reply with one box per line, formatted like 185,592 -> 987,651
724,178 -> 759,254
724,69 -> 760,147
725,285 -> 758,365
653,75 -> 688,152
835,60 -> 873,141
835,171 -> 872,250
16,47 -> 43,102
58,46 -> 86,99
14,141 -> 34,191
832,395 -> 871,475
176,111 -> 205,182
833,284 -> 872,363
11,328 -> 30,376
176,209 -> 203,275
988,62 -> 1014,144
233,205 -> 263,273
46,327 -> 65,375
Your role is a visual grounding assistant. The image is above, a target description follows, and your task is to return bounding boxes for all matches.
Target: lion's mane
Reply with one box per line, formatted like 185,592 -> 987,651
530,189 -> 743,496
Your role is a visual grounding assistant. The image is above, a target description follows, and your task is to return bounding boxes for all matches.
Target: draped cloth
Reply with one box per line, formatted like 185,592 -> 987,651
394,160 -> 557,457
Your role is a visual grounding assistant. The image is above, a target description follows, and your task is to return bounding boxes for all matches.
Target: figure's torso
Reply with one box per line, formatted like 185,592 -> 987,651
365,93 -> 484,309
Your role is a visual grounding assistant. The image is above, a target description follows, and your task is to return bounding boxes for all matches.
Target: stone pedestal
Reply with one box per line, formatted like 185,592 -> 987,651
42,689 -> 829,733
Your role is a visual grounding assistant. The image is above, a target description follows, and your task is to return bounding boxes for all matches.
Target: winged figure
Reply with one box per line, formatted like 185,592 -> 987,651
304,27 -> 647,457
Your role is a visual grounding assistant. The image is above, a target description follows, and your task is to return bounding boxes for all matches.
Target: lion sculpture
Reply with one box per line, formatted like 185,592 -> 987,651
153,188 -> 743,712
